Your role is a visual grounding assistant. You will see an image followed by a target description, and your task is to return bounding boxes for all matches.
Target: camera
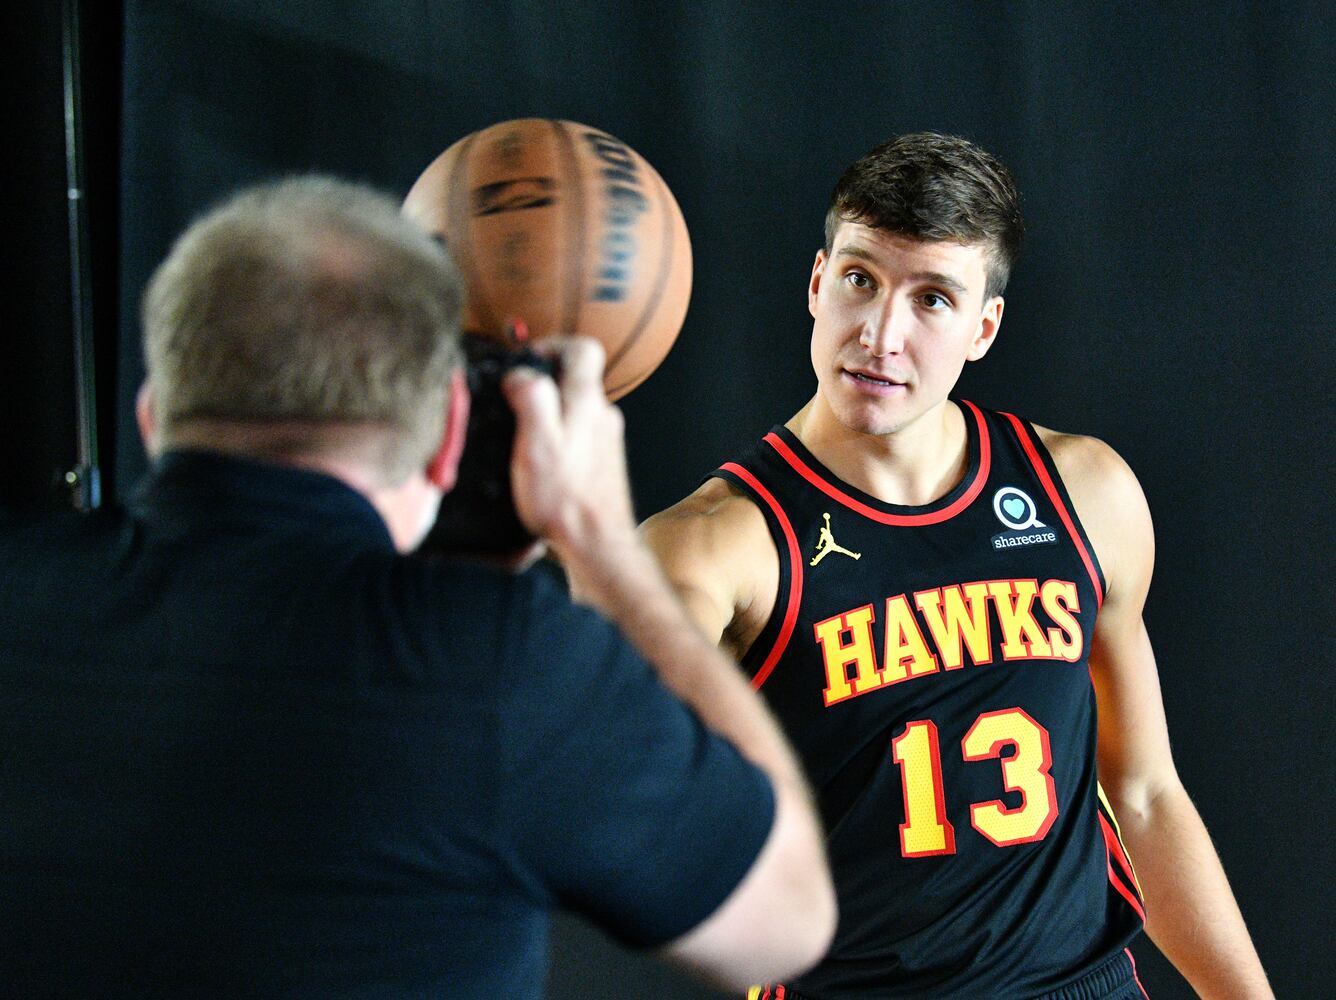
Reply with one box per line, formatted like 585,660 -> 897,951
420,331 -> 554,556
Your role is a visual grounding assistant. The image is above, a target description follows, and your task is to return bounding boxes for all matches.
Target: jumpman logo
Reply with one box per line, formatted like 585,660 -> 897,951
810,512 -> 862,566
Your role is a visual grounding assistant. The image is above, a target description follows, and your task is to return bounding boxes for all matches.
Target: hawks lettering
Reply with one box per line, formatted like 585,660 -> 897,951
817,578 -> 1084,708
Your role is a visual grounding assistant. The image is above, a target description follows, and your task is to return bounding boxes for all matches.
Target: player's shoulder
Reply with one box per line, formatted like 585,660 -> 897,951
642,476 -> 769,547
1031,423 -> 1142,501
641,476 -> 778,595
1029,423 -> 1153,579
642,477 -> 781,656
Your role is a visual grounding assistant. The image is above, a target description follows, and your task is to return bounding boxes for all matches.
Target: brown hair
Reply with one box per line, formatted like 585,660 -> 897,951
141,176 -> 464,483
824,133 -> 1024,299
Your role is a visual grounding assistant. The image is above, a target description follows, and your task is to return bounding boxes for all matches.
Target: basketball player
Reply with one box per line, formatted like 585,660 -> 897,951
642,134 -> 1271,998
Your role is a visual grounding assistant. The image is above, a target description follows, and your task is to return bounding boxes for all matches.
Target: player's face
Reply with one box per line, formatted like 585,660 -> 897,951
808,223 -> 1003,437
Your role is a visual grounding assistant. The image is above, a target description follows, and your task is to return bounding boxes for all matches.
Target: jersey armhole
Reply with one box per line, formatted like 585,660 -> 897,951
711,465 -> 804,691
998,413 -> 1109,605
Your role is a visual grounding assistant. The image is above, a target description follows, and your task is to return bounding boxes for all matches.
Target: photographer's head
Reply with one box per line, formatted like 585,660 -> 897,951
138,176 -> 468,547
140,175 -> 465,485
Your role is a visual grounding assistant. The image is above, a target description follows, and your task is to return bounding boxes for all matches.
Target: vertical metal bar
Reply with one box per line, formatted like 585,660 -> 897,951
62,0 -> 101,509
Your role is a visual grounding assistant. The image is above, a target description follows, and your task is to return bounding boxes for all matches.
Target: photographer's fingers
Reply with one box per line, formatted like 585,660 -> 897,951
556,337 -> 606,398
500,335 -> 634,557
525,336 -> 605,411
502,365 -> 561,443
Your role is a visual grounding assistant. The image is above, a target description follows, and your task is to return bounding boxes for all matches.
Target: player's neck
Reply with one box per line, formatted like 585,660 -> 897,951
787,396 -> 970,507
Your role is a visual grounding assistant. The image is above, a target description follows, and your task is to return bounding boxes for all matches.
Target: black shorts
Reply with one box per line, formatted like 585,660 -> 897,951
1032,950 -> 1148,1000
747,948 -> 1149,1000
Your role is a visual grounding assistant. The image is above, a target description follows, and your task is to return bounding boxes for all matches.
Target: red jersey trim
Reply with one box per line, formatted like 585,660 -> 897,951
1125,948 -> 1150,1000
762,400 -> 992,526
719,463 -> 804,691
1100,813 -> 1147,922
1099,810 -> 1143,897
1106,852 -> 1147,922
1000,412 -> 1105,609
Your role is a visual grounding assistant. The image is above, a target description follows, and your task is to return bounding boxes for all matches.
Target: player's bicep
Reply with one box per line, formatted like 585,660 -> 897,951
640,491 -> 755,646
671,578 -> 734,648
1090,611 -> 1179,812
1068,439 -> 1180,811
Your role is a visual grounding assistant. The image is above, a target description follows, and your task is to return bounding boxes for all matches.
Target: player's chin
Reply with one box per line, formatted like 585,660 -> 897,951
837,409 -> 906,438
830,394 -> 913,437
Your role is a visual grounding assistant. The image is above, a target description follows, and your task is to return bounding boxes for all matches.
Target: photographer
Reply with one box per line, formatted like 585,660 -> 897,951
0,176 -> 834,997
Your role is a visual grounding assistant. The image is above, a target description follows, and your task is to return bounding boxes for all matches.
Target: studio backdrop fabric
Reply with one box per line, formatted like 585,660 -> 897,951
102,3 -> 1336,997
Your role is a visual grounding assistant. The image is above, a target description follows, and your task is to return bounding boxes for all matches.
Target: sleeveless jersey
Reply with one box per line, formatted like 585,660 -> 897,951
714,401 -> 1145,999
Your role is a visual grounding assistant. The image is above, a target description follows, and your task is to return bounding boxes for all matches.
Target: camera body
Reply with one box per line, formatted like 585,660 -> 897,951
420,332 -> 554,556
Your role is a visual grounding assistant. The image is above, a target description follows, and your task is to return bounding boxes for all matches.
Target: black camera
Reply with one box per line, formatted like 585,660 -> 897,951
420,331 -> 554,556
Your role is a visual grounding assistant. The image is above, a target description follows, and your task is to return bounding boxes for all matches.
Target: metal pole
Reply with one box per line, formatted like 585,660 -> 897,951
61,0 -> 101,510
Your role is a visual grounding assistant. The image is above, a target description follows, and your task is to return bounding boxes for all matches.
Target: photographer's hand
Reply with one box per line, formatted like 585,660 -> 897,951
502,336 -> 638,570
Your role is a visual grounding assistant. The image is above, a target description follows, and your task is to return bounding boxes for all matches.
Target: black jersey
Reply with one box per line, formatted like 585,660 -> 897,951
716,401 -> 1145,999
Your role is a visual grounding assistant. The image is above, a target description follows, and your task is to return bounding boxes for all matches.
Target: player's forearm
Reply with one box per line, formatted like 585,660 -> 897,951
1112,782 -> 1272,999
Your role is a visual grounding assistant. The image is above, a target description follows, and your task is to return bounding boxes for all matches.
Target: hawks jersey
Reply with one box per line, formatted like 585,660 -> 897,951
714,401 -> 1145,999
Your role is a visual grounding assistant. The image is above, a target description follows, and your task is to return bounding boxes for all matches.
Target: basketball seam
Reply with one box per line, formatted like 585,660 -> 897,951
550,120 -> 586,338
605,165 -> 678,389
447,131 -> 501,335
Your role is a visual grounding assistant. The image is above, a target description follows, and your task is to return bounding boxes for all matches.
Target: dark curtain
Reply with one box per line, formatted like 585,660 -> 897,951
13,1 -> 1335,997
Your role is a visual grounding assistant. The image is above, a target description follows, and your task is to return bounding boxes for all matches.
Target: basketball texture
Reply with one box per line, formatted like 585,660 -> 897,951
403,119 -> 693,399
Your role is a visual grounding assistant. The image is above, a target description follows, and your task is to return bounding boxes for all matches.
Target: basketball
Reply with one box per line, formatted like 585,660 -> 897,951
403,118 -> 693,400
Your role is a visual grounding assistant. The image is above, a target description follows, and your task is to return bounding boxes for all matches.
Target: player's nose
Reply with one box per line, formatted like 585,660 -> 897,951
858,299 -> 907,356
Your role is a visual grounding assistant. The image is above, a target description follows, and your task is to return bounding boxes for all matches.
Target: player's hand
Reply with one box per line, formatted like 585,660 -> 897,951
501,336 -> 637,564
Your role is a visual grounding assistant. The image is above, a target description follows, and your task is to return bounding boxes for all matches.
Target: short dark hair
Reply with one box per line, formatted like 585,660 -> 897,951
824,133 -> 1024,299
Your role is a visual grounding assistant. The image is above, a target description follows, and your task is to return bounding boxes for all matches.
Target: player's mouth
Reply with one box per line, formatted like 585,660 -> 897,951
843,368 -> 907,392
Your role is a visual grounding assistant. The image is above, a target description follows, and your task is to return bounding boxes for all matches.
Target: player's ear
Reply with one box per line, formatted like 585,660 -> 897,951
967,296 -> 1005,362
808,249 -> 828,319
135,382 -> 160,456
425,367 -> 470,492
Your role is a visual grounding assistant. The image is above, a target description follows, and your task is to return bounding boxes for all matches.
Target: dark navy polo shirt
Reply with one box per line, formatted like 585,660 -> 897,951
0,451 -> 774,998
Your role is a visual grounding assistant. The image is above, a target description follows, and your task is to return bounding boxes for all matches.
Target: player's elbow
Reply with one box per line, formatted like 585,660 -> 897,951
1100,762 -> 1187,834
662,784 -> 837,989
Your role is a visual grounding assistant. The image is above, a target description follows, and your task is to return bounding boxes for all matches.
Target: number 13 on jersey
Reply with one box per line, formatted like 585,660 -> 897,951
890,708 -> 1059,858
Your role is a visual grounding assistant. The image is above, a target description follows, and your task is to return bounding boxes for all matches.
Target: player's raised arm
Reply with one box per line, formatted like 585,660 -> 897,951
640,479 -> 779,660
504,338 -> 835,989
1045,430 -> 1273,1000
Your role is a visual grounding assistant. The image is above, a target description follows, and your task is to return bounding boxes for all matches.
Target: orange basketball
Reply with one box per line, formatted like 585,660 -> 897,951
403,118 -> 693,400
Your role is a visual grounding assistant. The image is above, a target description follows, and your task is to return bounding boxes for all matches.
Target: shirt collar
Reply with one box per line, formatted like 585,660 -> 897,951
130,449 -> 396,551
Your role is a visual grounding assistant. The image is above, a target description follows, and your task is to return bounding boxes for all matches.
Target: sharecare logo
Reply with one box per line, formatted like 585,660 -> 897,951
991,486 -> 1057,551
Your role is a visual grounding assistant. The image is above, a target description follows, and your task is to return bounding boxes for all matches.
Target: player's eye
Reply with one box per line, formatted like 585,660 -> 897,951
845,270 -> 872,290
920,292 -> 951,311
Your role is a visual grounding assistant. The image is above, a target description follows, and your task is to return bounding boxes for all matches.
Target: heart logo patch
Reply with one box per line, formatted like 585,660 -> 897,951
992,486 -> 1046,532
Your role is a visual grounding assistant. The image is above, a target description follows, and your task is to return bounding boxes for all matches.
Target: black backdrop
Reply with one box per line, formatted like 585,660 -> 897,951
8,2 -> 1334,997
